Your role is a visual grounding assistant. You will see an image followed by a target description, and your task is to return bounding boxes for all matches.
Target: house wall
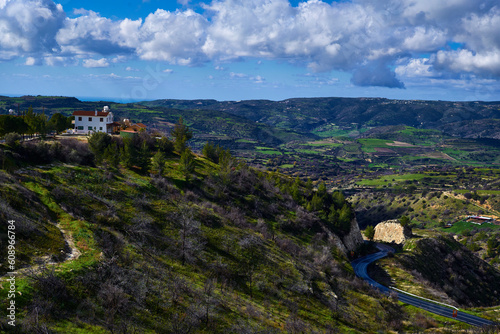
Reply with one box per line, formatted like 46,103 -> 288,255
74,112 -> 114,134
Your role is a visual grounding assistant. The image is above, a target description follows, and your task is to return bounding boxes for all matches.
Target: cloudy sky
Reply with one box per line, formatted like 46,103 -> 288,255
1,0 -> 500,102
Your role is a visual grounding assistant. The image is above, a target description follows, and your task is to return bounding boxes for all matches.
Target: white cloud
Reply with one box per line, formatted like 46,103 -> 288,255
435,49 -> 500,76
230,72 -> 247,78
0,0 -> 65,57
163,69 -> 174,73
396,58 -> 434,78
252,75 -> 265,83
83,58 -> 110,68
134,9 -> 208,65
2,0 -> 500,88
25,56 -> 36,65
402,27 -> 448,52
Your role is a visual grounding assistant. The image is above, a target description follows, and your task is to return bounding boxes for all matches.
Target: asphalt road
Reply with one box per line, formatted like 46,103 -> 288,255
351,246 -> 497,327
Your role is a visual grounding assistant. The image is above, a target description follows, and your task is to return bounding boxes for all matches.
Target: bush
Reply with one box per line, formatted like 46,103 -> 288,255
4,132 -> 21,147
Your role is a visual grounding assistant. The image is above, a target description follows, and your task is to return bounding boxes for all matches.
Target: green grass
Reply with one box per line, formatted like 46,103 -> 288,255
279,164 -> 295,169
356,173 -> 428,186
440,220 -> 500,234
357,138 -> 393,152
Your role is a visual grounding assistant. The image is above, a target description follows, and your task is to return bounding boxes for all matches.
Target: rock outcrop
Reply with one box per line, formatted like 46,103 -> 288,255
330,217 -> 365,254
373,220 -> 412,244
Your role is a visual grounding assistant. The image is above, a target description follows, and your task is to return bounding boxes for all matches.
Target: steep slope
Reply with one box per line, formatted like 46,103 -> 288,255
0,138 -> 424,334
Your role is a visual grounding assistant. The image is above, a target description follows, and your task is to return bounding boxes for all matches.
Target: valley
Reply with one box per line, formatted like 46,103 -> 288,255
0,95 -> 499,333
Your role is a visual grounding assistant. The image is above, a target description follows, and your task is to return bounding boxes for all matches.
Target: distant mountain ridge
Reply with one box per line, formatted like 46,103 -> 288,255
142,97 -> 500,139
2,95 -> 500,140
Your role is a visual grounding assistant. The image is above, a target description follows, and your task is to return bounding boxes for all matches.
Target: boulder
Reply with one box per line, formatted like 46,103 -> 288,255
373,219 -> 412,244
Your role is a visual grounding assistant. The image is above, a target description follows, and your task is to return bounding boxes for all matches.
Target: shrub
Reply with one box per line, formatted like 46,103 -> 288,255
4,132 -> 21,147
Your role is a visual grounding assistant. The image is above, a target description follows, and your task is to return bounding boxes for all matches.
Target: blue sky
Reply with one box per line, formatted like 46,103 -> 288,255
1,0 -> 500,102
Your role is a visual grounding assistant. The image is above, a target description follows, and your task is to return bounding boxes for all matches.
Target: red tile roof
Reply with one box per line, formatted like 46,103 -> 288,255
73,110 -> 110,117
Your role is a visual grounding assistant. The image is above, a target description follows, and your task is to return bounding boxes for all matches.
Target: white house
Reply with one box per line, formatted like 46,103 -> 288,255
72,106 -> 116,134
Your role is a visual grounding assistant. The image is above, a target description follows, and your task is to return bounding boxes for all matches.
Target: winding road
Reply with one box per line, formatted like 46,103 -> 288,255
351,245 -> 497,327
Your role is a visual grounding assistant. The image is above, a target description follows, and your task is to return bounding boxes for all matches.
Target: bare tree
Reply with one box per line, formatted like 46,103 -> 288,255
176,208 -> 205,265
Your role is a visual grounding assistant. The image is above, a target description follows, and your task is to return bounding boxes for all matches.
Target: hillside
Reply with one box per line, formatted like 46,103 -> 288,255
1,98 -> 499,332
373,235 -> 500,308
142,97 -> 500,139
2,95 -> 500,183
1,135 -> 445,333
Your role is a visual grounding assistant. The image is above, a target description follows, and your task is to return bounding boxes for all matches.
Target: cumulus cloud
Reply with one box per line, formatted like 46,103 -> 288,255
2,0 -> 500,88
434,49 -> 500,77
0,0 -> 65,57
133,9 -> 209,65
396,58 -> 433,78
25,56 -> 37,65
83,57 -> 110,68
56,9 -> 135,56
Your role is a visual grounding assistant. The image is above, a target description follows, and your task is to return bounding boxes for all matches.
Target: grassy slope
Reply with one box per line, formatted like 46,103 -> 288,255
0,151 -> 436,333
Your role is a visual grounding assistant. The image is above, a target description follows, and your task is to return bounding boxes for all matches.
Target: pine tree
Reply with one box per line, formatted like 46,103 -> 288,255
152,151 -> 166,176
364,225 -> 375,240
180,148 -> 196,181
171,117 -> 193,153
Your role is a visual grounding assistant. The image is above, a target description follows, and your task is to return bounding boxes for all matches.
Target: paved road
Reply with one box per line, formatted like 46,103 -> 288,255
351,246 -> 497,327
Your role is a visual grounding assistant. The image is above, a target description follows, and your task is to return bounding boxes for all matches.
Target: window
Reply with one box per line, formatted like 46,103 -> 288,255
88,126 -> 92,130
99,127 -> 103,130
88,117 -> 92,121
100,118 -> 104,122
77,126 -> 83,130
78,117 -> 82,121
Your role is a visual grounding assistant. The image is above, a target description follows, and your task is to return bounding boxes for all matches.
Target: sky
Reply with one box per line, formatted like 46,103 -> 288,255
1,0 -> 500,102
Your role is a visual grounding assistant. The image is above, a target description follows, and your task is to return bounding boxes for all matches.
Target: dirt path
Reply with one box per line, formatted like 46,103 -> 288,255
1,222 -> 81,279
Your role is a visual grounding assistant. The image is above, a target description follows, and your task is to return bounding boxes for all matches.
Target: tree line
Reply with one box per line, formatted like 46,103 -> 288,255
0,107 -> 73,138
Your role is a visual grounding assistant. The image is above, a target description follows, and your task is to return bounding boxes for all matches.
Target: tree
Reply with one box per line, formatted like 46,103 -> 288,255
151,151 -> 166,176
180,148 -> 196,181
0,115 -> 28,137
317,182 -> 327,198
48,113 -> 69,134
137,141 -> 151,172
291,177 -> 302,203
202,141 -> 218,163
157,136 -> 174,155
171,117 -> 193,153
364,225 -> 375,240
487,237 -> 498,258
103,143 -> 120,169
337,204 -> 354,234
24,107 -> 49,138
88,132 -> 112,164
309,193 -> 324,212
177,209 -> 204,265
331,191 -> 346,209
121,138 -> 138,169
400,216 -> 410,227
238,235 -> 264,298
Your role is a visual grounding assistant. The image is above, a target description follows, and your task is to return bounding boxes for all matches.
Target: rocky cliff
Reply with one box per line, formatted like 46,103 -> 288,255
373,219 -> 412,244
330,217 -> 365,254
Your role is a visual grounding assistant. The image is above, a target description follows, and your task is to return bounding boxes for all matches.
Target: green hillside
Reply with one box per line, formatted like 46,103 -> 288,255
0,134 -> 440,334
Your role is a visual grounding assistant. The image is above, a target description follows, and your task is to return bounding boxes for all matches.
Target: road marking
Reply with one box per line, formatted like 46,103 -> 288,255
390,287 -> 459,310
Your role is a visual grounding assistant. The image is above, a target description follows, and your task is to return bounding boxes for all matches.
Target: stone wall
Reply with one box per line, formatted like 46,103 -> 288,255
373,220 -> 412,244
